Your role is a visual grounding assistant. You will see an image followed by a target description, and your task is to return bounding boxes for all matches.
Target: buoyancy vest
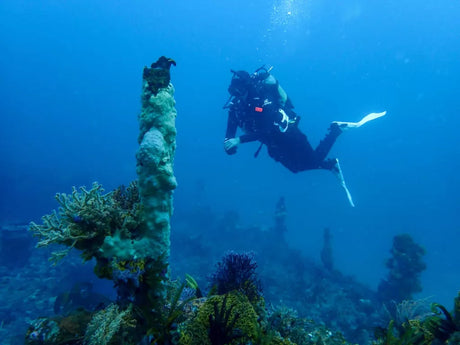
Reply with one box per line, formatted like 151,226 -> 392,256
231,73 -> 297,135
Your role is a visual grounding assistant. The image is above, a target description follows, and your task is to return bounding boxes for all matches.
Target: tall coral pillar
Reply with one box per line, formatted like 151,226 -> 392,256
136,57 -> 177,263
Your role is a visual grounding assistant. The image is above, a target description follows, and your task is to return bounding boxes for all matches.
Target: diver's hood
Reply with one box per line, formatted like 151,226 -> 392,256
228,70 -> 251,96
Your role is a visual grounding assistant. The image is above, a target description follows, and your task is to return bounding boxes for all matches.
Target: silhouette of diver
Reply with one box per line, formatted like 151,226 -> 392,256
223,66 -> 386,206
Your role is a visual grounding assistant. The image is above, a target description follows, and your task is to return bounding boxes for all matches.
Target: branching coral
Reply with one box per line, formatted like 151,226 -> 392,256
84,303 -> 135,345
25,310 -> 93,345
267,304 -> 350,345
390,298 -> 434,329
29,182 -> 118,262
374,292 -> 460,345
29,181 -> 144,265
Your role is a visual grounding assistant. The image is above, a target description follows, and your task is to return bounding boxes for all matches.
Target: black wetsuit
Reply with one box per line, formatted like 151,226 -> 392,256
225,75 -> 342,173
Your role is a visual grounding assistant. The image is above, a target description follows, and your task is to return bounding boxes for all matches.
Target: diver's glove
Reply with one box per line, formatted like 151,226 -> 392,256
224,137 -> 240,155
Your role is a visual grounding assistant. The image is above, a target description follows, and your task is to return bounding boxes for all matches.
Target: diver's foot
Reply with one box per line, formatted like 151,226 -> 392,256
331,121 -> 358,132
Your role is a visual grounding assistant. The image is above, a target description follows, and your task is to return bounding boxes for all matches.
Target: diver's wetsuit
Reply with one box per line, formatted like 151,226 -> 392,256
225,74 -> 342,173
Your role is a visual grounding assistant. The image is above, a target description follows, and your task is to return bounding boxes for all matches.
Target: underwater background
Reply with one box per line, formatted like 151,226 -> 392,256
0,0 -> 459,344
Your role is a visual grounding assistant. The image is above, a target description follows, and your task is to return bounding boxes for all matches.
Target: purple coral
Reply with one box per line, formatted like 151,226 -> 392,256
210,251 -> 262,299
113,266 -> 144,303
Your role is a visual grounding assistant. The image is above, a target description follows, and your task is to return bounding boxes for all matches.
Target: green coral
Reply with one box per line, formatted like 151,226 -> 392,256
145,280 -> 194,344
267,305 -> 351,345
25,309 -> 93,345
25,57 -> 182,344
179,292 -> 258,345
29,181 -> 143,264
374,292 -> 460,345
26,318 -> 61,345
454,292 -> 460,329
84,304 -> 136,345
178,294 -> 351,345
30,182 -> 113,262
136,57 -> 178,275
252,326 -> 296,345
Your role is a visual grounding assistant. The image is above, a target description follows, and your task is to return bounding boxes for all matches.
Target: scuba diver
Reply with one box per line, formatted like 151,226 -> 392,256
223,66 -> 386,207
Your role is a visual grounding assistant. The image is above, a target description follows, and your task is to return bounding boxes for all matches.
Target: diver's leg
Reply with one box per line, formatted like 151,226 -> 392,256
267,128 -> 316,172
307,125 -> 356,206
314,123 -> 342,163
318,157 -> 337,170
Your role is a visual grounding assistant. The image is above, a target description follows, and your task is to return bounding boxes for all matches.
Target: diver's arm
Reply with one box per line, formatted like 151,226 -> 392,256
224,133 -> 258,155
277,84 -> 288,107
239,133 -> 259,143
225,109 -> 259,143
224,111 -> 240,154
225,111 -> 238,140
264,74 -> 288,107
224,111 -> 259,154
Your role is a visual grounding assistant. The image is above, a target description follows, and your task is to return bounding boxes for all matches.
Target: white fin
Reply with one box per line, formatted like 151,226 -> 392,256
332,159 -> 355,207
341,180 -> 355,207
333,111 -> 387,129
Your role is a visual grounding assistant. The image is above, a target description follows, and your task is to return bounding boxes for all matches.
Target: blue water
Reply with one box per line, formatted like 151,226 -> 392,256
1,0 -> 459,309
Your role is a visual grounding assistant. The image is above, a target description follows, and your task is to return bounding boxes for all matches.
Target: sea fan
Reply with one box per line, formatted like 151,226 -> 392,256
210,251 -> 262,300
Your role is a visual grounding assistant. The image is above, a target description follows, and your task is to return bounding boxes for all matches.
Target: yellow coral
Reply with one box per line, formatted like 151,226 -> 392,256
113,259 -> 146,273
179,292 -> 258,345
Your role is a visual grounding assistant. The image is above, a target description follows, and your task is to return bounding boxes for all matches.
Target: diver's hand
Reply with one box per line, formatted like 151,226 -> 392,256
224,137 -> 240,155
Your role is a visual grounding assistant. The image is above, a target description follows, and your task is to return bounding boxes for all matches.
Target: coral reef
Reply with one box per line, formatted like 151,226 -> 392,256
387,298 -> 434,330
25,309 -> 92,345
0,224 -> 33,268
267,304 -> 352,345
25,56 -> 179,344
178,287 -> 354,345
30,182 -> 115,262
29,181 -> 143,265
53,282 -> 111,315
373,292 -> 460,344
377,234 -> 426,303
179,291 -> 259,345
273,196 -> 287,240
321,227 -> 334,271
0,226 -> 113,345
177,248 -> 355,345
209,251 -> 263,305
143,280 -> 194,344
84,303 -> 136,345
135,56 -> 177,269
18,57 -> 450,345
29,56 -> 177,266
170,204 -> 384,344
143,56 -> 177,96
25,304 -> 136,345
